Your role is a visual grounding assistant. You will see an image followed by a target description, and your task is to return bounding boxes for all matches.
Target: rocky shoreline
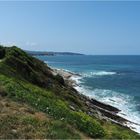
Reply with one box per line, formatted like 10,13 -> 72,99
51,67 -> 140,132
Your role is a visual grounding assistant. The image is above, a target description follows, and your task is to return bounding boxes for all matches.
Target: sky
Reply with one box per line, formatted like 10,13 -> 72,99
0,1 -> 140,55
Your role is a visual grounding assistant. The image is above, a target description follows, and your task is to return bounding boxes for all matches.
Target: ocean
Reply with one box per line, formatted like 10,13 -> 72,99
37,55 -> 140,133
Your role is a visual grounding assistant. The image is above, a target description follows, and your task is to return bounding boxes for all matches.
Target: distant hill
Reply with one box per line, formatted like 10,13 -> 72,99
25,50 -> 84,56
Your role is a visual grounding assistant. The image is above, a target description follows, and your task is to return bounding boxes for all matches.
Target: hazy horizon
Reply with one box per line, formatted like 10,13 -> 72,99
0,1 -> 140,55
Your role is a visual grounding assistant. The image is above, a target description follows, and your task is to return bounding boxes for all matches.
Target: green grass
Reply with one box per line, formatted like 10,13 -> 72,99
0,74 -> 105,138
47,120 -> 81,139
0,109 -> 81,139
0,74 -> 140,139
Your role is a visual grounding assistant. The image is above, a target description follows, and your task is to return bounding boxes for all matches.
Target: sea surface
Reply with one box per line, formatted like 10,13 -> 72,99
37,55 -> 140,133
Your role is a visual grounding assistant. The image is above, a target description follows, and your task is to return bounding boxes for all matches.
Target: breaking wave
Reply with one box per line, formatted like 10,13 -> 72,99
80,71 -> 116,78
72,75 -> 140,134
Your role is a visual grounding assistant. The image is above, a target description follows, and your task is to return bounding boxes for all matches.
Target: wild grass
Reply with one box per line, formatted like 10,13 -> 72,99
0,74 -> 105,138
0,74 -> 140,139
0,102 -> 81,139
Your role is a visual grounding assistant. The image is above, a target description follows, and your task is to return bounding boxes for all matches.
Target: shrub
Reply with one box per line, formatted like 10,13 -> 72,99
55,74 -> 65,85
0,46 -> 6,59
69,111 -> 105,138
0,85 -> 7,97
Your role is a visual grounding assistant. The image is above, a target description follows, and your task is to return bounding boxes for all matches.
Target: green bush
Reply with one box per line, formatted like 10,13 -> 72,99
69,111 -> 105,138
0,46 -> 6,59
54,74 -> 65,85
0,85 -> 7,96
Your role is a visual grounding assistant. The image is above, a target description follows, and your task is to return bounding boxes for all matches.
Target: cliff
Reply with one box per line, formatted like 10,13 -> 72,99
0,45 -> 140,139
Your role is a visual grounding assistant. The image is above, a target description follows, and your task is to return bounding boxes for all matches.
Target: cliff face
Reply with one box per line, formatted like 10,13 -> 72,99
0,46 -> 140,139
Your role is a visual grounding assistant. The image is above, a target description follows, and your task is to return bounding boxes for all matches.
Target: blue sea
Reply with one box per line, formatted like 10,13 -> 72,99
37,55 -> 140,133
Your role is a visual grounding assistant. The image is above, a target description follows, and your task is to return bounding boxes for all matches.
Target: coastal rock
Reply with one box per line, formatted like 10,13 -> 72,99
69,105 -> 75,111
11,129 -> 17,134
90,98 -> 120,113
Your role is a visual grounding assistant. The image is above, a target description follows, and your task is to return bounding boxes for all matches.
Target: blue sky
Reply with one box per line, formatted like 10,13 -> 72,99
0,1 -> 140,55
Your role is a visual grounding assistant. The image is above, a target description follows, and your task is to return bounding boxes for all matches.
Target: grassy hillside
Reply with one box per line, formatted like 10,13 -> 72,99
0,45 -> 140,139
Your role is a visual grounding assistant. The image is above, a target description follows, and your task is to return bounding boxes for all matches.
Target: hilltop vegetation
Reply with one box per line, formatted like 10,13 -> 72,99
0,45 -> 140,139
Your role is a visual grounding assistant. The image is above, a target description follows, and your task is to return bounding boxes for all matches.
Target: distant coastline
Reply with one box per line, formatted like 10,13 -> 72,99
26,50 -> 84,56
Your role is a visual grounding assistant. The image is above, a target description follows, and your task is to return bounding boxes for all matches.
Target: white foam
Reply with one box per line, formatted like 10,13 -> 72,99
45,63 -> 140,134
44,61 -> 63,64
71,75 -> 140,134
81,71 -> 116,78
70,75 -> 83,85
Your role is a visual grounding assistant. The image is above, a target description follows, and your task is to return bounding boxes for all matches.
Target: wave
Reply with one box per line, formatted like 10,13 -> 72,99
46,63 -> 140,133
72,77 -> 140,134
45,61 -> 63,64
80,71 -> 116,78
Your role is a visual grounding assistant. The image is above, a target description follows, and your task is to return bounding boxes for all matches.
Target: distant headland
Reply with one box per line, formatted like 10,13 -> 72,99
26,50 -> 84,56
